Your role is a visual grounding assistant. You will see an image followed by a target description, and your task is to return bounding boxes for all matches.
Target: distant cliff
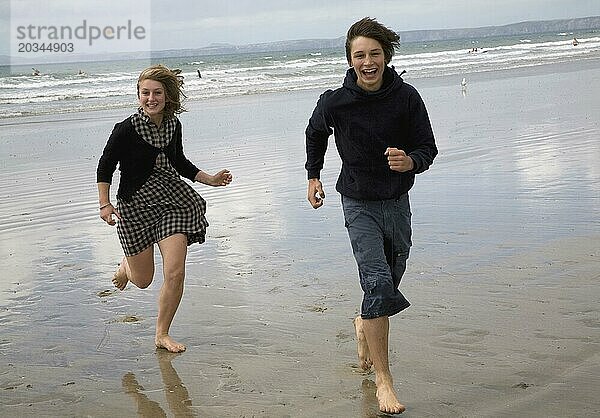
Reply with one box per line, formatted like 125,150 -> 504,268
398,16 -> 600,42
154,15 -> 600,57
4,16 -> 599,64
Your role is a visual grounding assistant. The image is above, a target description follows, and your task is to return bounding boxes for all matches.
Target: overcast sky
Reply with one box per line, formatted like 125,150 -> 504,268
150,0 -> 600,49
2,0 -> 600,54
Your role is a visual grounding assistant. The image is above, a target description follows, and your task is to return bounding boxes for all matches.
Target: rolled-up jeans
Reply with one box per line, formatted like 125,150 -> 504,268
341,194 -> 412,319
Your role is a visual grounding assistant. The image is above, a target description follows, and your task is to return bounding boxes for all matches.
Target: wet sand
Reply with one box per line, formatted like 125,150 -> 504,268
1,59 -> 599,417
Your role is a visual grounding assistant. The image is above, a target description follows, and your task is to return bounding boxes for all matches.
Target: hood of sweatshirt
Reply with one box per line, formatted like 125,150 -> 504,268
342,65 -> 404,100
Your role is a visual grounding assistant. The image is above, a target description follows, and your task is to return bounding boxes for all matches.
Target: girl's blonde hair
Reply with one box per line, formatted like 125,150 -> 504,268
137,64 -> 186,118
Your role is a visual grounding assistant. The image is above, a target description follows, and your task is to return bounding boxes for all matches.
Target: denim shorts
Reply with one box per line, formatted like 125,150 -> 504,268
341,194 -> 412,319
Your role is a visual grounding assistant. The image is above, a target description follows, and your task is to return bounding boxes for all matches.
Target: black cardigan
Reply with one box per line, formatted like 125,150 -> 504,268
96,117 -> 200,201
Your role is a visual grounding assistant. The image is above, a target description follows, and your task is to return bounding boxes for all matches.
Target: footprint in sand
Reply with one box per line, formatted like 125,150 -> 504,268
434,326 -> 490,353
109,315 -> 143,324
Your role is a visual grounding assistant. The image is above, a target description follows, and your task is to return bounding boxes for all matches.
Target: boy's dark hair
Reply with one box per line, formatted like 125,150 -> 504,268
345,17 -> 400,65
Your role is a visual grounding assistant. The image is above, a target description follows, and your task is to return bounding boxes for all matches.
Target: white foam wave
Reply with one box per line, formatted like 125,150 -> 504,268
2,34 -> 599,118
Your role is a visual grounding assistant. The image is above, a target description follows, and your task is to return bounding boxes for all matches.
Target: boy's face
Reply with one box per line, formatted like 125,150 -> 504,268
350,36 -> 385,92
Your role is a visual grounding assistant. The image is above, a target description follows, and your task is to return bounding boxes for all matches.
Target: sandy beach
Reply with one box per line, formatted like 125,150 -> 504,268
1,59 -> 599,417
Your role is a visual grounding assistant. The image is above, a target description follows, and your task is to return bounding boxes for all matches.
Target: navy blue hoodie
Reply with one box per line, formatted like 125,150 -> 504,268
305,66 -> 437,200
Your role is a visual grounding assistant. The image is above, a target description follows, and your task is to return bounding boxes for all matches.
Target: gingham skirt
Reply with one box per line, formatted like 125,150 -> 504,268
116,166 -> 208,256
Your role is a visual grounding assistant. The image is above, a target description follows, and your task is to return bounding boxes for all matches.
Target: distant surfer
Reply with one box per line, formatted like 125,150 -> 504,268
468,47 -> 488,54
197,69 -> 202,79
32,68 -> 40,76
573,38 -> 579,46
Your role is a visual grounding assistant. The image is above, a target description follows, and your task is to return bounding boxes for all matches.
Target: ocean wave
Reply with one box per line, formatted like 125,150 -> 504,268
2,33 -> 599,118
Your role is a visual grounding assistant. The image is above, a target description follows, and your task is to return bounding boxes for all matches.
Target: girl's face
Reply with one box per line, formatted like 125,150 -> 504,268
350,36 -> 386,92
138,79 -> 166,122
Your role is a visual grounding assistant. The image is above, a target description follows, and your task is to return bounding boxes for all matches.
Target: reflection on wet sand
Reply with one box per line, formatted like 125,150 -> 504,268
123,351 -> 195,417
1,61 -> 599,417
361,379 -> 388,418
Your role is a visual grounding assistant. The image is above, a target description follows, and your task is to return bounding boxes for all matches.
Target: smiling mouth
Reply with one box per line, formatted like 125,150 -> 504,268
362,68 -> 378,77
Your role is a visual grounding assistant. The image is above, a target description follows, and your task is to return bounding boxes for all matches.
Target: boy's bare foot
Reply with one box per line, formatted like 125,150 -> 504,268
112,262 -> 128,291
376,379 -> 405,414
353,316 -> 373,371
155,335 -> 186,353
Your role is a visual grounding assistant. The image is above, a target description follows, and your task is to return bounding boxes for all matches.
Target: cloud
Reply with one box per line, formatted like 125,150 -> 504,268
151,1 -> 411,47
3,0 -> 599,54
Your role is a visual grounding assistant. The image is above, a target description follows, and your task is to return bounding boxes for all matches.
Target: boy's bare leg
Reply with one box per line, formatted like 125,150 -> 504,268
353,316 -> 373,371
361,316 -> 405,414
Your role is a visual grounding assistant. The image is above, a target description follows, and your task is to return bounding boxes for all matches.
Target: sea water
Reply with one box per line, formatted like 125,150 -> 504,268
1,31 -> 599,119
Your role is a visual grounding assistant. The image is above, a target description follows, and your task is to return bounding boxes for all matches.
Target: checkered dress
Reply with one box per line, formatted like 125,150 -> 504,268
116,109 -> 208,256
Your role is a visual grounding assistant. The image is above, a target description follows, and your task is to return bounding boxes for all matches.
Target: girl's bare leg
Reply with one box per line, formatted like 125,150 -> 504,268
112,260 -> 129,290
112,246 -> 155,290
155,234 -> 188,353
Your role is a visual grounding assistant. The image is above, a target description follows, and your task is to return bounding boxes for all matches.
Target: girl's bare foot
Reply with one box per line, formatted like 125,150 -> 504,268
353,316 -> 373,371
112,261 -> 129,290
155,335 -> 186,353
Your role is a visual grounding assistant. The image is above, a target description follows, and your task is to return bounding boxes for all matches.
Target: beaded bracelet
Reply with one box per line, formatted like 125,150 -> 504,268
99,202 -> 112,210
